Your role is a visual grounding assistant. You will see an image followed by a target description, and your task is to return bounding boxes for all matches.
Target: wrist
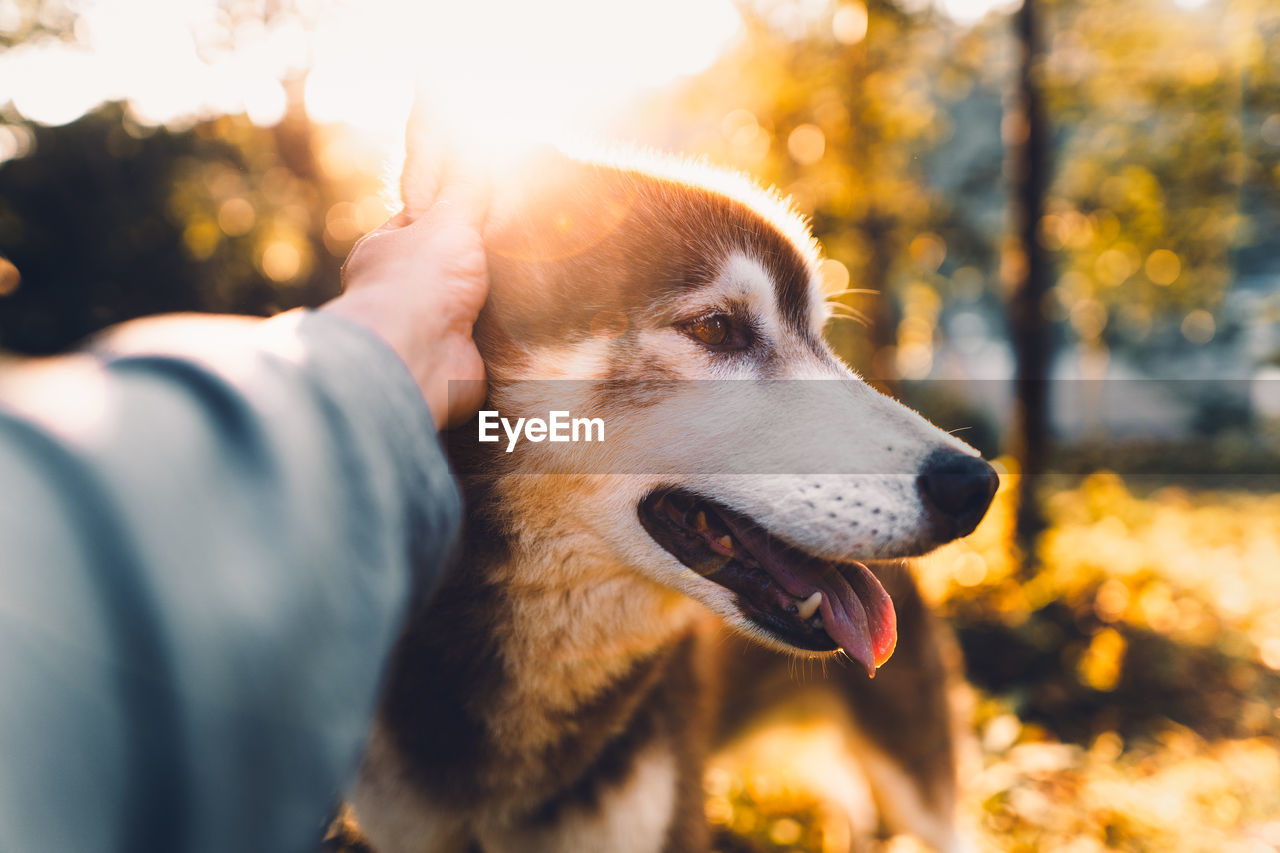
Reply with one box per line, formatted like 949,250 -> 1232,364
321,291 -> 480,431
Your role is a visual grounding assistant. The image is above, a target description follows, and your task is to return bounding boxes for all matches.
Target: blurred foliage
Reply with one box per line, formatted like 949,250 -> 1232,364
0,101 -> 391,352
645,0 -> 1280,381
0,0 -> 79,48
932,471 -> 1280,741
1,105 -> 311,351
960,724 -> 1280,851
1037,0 -> 1280,363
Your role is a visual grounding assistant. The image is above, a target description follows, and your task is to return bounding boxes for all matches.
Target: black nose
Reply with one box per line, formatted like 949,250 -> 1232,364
917,451 -> 999,540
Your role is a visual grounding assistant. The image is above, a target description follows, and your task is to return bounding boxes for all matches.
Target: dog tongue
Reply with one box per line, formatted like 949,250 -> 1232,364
723,521 -> 897,676
810,561 -> 897,677
762,555 -> 896,676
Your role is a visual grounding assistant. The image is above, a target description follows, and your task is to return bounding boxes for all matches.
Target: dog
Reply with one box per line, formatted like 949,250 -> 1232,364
340,130 -> 998,853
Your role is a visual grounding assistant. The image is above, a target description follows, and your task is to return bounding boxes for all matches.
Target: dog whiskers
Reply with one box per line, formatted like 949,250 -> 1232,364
824,307 -> 870,328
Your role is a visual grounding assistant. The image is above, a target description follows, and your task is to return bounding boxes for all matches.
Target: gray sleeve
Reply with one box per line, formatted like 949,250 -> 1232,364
0,309 -> 460,853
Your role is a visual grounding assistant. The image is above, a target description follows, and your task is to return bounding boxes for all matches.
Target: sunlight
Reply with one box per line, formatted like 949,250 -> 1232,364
0,0 -> 304,128
0,0 -> 741,159
302,0 -> 743,155
935,0 -> 1018,23
934,0 -> 1213,20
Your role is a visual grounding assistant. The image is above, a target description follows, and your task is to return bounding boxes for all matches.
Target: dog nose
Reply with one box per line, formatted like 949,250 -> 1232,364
917,451 -> 999,539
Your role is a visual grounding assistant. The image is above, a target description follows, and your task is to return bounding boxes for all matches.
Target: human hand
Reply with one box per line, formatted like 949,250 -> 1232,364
324,174 -> 490,430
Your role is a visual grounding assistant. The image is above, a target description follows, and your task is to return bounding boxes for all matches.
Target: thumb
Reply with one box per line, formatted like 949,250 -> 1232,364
425,160 -> 491,233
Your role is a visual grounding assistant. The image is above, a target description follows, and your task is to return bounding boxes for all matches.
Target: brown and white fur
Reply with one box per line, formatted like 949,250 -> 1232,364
343,131 -> 995,853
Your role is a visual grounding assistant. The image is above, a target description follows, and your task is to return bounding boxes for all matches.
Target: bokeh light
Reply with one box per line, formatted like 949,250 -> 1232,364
831,2 -> 869,44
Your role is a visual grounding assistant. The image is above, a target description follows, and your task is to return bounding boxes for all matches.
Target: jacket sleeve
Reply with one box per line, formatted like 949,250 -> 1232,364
0,309 -> 460,853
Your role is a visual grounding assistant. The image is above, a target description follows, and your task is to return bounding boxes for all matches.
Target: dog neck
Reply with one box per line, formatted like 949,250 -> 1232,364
371,472 -> 705,815
471,474 -> 705,719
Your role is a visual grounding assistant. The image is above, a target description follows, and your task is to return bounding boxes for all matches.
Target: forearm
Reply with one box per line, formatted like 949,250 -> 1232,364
0,310 -> 459,853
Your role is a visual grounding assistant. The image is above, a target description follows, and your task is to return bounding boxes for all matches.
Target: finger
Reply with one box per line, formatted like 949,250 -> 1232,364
346,212 -> 406,258
339,213 -> 395,279
401,88 -> 446,217
382,209 -> 416,230
347,208 -> 414,258
428,159 -> 491,232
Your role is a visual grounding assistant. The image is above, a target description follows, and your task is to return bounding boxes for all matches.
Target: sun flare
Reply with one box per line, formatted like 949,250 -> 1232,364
1,0 -> 742,162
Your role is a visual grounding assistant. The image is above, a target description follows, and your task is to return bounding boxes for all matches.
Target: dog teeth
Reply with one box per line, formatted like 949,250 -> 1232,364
714,534 -> 733,552
694,511 -> 708,531
796,591 -> 823,622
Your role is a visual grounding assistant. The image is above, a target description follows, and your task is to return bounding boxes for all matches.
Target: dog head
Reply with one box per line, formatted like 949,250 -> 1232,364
403,139 -> 997,675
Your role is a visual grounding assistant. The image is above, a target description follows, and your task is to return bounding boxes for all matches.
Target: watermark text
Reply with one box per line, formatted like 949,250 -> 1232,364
478,410 -> 606,452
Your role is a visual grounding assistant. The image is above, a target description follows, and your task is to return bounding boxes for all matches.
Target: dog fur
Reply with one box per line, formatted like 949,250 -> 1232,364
341,135 -> 995,853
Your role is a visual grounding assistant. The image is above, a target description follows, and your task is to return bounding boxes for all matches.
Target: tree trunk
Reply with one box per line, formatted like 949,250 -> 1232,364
1006,0 -> 1052,575
863,210 -> 898,394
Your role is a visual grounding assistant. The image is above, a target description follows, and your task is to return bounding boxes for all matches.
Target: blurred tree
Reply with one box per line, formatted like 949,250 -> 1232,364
1038,0 -> 1267,362
0,0 -> 78,48
1006,0 -> 1052,572
0,104 -> 345,353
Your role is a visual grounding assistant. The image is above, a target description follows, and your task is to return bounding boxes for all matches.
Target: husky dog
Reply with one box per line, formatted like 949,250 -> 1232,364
343,136 -> 997,853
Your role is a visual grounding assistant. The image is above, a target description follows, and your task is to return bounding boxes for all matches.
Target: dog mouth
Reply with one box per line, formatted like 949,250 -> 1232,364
638,488 -> 896,676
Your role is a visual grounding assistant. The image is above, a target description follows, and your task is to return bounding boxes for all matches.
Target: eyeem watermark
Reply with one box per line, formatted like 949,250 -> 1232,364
478,410 -> 606,453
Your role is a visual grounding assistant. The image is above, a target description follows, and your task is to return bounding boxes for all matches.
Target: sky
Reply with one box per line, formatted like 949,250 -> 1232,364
0,0 -> 1030,136
0,0 -> 1215,143
0,0 -> 746,137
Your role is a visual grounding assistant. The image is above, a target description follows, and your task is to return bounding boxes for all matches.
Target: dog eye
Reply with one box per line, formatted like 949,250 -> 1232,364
688,316 -> 729,346
682,314 -> 734,348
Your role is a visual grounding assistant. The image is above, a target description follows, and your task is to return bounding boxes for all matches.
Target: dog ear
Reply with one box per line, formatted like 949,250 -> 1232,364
484,147 -> 624,260
477,149 -> 649,356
